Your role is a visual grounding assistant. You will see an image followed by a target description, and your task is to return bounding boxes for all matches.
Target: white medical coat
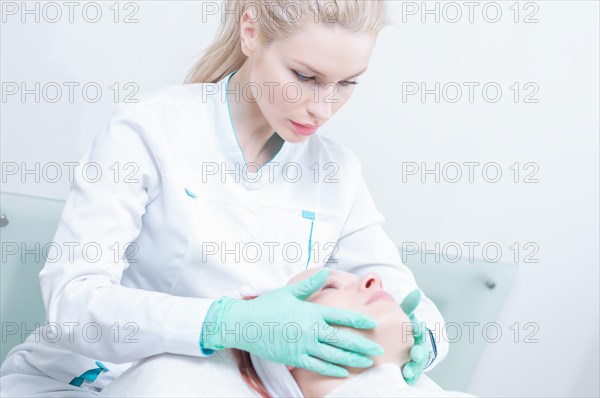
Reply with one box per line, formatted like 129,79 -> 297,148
0,70 -> 449,395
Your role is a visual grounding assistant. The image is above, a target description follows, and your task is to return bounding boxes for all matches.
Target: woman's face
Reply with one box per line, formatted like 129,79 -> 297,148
241,16 -> 377,143
286,267 -> 414,367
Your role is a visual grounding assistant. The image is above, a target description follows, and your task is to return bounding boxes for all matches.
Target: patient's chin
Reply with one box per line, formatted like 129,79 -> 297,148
337,310 -> 413,367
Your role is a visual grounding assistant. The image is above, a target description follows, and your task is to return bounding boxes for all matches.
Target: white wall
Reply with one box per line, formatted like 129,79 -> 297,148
2,1 -> 598,396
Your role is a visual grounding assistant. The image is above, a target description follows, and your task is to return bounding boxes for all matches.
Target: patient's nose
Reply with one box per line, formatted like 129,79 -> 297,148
359,272 -> 383,291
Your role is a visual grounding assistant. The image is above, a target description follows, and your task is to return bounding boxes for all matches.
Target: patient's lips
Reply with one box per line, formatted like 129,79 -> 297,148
365,291 -> 395,305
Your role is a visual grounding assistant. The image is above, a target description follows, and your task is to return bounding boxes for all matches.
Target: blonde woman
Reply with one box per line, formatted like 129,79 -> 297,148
0,1 -> 448,396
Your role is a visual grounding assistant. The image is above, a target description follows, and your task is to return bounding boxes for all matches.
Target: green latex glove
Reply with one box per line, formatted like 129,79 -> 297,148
400,289 -> 430,385
200,268 -> 385,378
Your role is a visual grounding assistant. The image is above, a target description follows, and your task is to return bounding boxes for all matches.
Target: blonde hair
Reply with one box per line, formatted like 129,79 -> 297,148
184,0 -> 393,84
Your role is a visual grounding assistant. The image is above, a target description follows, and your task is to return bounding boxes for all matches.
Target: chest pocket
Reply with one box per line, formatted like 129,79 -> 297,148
275,207 -> 344,276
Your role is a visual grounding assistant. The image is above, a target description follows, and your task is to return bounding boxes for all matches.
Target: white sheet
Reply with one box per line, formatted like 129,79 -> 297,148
99,351 -> 476,397
325,363 -> 475,397
98,351 -> 257,397
249,352 -> 475,398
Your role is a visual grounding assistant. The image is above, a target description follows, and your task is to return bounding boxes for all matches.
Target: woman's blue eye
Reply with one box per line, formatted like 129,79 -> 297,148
293,70 -> 358,87
293,70 -> 313,82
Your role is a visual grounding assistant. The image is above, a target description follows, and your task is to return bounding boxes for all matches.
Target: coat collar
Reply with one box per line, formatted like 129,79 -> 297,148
215,70 -> 291,175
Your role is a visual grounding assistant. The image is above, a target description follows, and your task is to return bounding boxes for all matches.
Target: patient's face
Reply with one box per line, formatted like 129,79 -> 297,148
286,267 -> 414,368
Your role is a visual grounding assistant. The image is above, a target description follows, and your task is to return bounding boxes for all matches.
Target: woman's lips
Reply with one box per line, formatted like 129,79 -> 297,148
290,120 -> 318,136
365,291 -> 396,305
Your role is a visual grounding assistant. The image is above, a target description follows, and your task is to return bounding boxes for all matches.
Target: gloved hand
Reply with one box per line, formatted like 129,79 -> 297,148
399,289 -> 430,385
200,268 -> 385,378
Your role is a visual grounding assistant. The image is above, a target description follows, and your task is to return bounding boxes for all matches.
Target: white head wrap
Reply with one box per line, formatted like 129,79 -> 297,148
249,353 -> 304,397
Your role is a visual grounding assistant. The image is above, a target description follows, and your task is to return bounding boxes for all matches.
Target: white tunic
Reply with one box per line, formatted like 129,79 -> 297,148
0,71 -> 448,396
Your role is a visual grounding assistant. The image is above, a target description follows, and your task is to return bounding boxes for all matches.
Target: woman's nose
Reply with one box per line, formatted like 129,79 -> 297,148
306,89 -> 334,121
359,272 -> 383,291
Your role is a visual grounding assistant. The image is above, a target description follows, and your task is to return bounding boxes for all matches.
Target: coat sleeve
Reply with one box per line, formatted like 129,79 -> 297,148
38,103 -> 218,364
325,153 -> 449,371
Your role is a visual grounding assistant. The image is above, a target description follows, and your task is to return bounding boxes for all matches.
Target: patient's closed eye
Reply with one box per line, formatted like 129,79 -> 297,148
322,283 -> 337,290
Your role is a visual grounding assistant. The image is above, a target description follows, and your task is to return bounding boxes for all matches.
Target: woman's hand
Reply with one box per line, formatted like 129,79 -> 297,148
201,268 -> 385,378
400,290 -> 431,385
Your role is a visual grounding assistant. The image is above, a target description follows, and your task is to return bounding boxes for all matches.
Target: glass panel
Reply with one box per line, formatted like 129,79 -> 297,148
401,249 -> 519,391
1,192 -> 66,363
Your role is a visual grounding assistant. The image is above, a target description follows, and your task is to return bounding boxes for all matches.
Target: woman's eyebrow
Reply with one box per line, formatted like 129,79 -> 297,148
292,60 -> 367,81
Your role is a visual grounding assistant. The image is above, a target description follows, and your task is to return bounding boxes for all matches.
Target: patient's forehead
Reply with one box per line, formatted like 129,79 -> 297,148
285,267 -> 356,286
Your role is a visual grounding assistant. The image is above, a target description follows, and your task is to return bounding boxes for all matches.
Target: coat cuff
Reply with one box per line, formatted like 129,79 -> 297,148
162,296 -> 219,358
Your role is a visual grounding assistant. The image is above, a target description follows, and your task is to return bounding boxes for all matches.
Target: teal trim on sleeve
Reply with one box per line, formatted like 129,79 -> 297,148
96,361 -> 108,371
69,361 -> 109,387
